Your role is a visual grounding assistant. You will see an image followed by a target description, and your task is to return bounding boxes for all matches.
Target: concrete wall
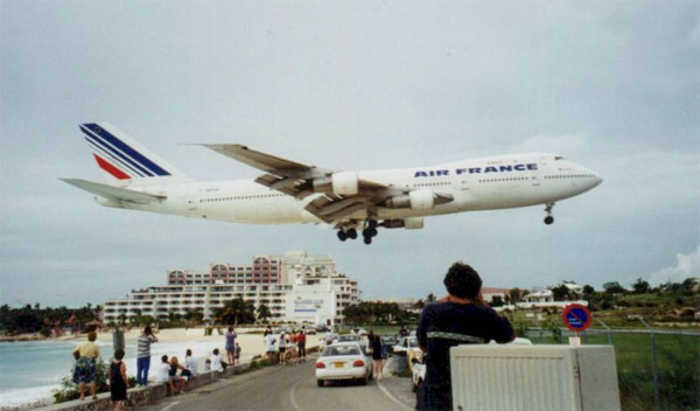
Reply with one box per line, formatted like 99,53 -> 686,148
38,346 -> 320,411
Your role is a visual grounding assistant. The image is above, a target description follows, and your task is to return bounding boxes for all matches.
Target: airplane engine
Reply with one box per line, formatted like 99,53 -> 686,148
404,217 -> 424,229
384,189 -> 435,211
313,172 -> 359,196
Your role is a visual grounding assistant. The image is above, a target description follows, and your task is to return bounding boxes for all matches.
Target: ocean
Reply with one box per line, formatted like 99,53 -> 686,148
0,338 -> 231,408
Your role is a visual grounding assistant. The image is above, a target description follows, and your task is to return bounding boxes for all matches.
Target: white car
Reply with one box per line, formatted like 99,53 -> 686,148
316,342 -> 373,387
393,336 -> 419,354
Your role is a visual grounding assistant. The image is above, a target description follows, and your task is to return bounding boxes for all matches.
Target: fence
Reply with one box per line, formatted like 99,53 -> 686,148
521,326 -> 699,411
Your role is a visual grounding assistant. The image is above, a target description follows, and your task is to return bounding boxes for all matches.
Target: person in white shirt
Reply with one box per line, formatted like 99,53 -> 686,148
278,332 -> 288,365
209,348 -> 224,372
264,331 -> 276,364
184,349 -> 197,377
154,355 -> 171,384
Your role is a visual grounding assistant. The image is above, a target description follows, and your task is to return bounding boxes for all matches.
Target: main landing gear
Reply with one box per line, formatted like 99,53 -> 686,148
336,220 -> 378,245
544,202 -> 555,225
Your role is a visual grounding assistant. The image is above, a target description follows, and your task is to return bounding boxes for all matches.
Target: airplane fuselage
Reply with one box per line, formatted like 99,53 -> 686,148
100,153 -> 602,226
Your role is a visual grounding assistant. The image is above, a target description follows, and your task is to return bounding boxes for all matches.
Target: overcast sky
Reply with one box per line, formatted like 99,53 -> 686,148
1,1 -> 698,307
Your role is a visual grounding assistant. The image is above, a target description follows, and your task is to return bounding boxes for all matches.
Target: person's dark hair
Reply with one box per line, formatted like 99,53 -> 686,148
228,326 -> 233,332
161,354 -> 168,363
213,348 -> 219,355
114,348 -> 125,360
186,349 -> 192,356
87,331 -> 97,342
144,325 -> 152,336
443,262 -> 482,299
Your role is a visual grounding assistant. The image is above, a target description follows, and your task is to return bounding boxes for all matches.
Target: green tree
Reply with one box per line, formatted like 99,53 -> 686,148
256,304 -> 272,323
491,296 -> 504,307
632,278 -> 650,294
551,285 -> 570,301
583,285 -> 595,295
215,297 -> 255,325
603,281 -> 626,294
509,288 -> 523,304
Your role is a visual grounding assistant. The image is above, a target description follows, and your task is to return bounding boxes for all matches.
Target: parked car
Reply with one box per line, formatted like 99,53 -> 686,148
380,335 -> 398,356
316,342 -> 373,387
393,336 -> 419,355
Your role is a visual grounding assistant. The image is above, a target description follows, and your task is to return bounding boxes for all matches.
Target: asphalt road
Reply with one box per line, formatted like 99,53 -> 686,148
140,360 -> 416,411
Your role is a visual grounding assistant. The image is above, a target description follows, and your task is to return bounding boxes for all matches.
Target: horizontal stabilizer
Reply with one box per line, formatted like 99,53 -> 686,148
60,178 -> 166,204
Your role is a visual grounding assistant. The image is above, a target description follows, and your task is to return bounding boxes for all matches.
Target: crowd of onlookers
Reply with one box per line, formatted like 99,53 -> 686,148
263,326 -> 308,365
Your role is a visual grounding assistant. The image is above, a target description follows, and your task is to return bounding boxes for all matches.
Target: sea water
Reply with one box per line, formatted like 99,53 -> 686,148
0,338 -> 234,407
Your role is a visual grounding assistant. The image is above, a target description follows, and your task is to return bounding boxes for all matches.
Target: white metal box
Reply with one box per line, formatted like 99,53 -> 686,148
449,345 -> 621,411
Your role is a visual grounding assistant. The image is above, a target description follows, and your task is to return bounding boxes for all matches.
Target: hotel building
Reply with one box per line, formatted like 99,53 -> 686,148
103,251 -> 358,325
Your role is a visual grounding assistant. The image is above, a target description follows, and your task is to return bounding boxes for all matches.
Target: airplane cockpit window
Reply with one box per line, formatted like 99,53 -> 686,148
554,156 -> 565,160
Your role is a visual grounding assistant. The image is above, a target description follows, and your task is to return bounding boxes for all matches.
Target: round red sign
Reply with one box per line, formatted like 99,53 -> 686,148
561,303 -> 592,332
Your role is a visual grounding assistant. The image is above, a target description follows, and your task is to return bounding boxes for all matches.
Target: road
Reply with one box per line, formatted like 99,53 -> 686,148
140,359 -> 416,411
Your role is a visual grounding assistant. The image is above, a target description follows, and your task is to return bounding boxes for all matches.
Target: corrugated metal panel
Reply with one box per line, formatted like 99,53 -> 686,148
450,345 -> 619,411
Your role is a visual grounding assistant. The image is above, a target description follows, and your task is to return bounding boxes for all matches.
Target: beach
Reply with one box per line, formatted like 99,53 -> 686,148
0,328 -> 321,409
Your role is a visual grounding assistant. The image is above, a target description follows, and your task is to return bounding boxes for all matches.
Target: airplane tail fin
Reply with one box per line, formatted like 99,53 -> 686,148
79,122 -> 189,186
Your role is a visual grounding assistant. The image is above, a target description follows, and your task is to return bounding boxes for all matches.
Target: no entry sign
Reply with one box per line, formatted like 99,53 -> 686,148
561,303 -> 592,332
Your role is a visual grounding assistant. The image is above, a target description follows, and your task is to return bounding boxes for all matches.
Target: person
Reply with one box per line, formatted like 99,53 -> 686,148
264,330 -> 276,364
109,348 -> 128,410
184,349 -> 197,377
225,326 -> 237,366
136,325 -> 158,386
210,348 -> 224,372
235,342 -> 241,364
278,331 -> 288,365
154,355 -> 171,384
73,331 -> 100,400
416,262 -> 515,411
399,326 -> 409,337
297,329 -> 306,362
368,331 -> 384,379
168,356 -> 186,394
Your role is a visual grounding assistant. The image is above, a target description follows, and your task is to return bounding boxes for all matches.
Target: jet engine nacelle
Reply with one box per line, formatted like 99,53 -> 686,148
404,217 -> 424,229
312,171 -> 359,196
384,189 -> 435,211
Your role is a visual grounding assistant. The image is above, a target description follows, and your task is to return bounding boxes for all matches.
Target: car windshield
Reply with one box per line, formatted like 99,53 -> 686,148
337,335 -> 359,341
323,345 -> 361,356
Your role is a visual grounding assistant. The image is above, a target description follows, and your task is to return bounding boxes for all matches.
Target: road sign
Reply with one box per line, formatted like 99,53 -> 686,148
561,303 -> 592,332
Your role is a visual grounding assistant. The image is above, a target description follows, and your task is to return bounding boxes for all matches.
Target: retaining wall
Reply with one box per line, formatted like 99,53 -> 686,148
38,346 -> 319,411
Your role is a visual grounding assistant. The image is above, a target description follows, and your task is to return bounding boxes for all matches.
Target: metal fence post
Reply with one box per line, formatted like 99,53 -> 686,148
597,319 -> 613,345
639,317 -> 660,411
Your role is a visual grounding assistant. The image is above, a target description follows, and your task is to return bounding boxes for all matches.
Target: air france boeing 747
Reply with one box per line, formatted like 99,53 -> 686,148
62,123 -> 602,244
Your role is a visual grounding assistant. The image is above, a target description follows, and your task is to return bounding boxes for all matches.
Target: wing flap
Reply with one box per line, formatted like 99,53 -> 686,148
60,178 -> 166,204
202,144 -> 328,177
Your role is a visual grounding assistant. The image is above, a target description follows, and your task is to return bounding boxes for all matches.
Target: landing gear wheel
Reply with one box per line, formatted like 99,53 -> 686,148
543,202 -> 555,225
363,236 -> 372,245
347,228 -> 358,239
337,230 -> 347,241
367,219 -> 378,229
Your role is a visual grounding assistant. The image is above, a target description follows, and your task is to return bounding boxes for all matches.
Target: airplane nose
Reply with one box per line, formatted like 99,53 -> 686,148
592,172 -> 603,187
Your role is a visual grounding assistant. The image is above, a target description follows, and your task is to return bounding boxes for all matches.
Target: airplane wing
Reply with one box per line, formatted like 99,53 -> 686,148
60,178 -> 166,204
201,144 -> 404,224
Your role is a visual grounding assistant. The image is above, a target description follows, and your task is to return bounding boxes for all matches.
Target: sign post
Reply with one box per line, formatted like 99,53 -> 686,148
561,303 -> 592,346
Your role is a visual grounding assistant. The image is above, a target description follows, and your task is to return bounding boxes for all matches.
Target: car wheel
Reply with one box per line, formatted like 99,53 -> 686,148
317,379 -> 324,387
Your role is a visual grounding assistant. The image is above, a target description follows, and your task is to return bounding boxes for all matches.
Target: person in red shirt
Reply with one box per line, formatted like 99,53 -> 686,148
297,329 -> 307,362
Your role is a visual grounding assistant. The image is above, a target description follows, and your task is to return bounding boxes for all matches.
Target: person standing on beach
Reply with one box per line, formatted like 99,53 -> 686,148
110,348 -> 128,410
73,331 -> 100,400
225,326 -> 237,366
136,325 -> 158,386
184,349 -> 197,376
297,329 -> 306,362
264,330 -> 276,364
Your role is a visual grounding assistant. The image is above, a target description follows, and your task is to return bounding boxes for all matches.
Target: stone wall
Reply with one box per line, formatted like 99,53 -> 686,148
38,346 -> 319,411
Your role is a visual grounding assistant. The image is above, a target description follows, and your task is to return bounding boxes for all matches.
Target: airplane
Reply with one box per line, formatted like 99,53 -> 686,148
62,123 -> 603,245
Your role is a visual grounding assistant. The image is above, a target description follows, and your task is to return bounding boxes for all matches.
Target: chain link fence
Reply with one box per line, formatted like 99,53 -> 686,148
521,327 -> 699,410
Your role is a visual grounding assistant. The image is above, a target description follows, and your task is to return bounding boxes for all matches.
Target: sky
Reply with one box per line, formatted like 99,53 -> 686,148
1,1 -> 698,307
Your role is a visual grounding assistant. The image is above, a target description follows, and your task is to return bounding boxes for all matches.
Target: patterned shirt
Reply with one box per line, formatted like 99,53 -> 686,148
137,335 -> 156,358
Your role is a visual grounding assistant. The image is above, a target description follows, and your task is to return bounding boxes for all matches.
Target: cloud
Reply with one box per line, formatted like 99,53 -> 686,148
648,245 -> 700,285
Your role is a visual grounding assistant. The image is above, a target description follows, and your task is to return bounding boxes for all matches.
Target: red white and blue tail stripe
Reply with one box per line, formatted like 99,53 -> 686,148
79,123 -> 187,183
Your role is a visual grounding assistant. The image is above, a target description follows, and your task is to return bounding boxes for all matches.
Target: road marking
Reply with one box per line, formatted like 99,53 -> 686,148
289,378 -> 304,411
160,400 -> 180,411
376,380 -> 413,411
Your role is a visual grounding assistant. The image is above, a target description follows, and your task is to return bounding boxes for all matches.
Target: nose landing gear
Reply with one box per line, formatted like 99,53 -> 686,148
544,203 -> 555,225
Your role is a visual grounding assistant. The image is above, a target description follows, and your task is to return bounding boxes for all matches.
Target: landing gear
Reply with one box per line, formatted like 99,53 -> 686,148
544,203 -> 555,225
362,219 -> 379,245
336,219 -> 380,244
346,228 -> 357,239
363,236 -> 372,245
337,230 -> 347,241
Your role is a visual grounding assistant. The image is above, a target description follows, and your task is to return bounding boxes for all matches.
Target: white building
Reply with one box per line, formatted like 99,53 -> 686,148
103,252 -> 358,325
